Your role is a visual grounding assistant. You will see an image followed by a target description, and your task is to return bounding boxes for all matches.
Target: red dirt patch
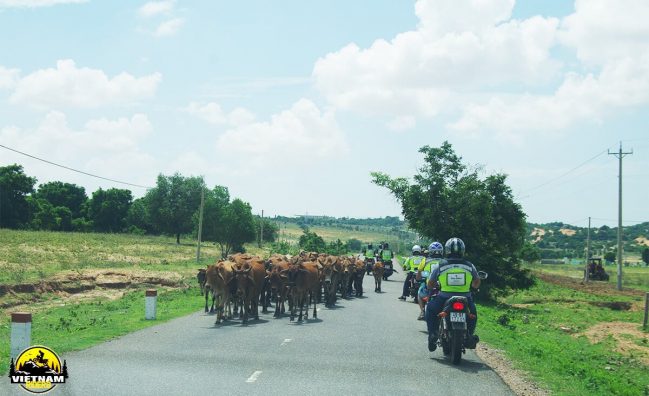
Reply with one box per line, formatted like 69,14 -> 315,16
579,322 -> 649,365
0,269 -> 184,311
536,272 -> 645,298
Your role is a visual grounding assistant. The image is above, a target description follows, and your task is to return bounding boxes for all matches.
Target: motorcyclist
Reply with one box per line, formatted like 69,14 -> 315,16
363,243 -> 376,275
378,242 -> 394,279
425,237 -> 480,352
398,245 -> 425,301
414,242 -> 443,320
378,242 -> 393,263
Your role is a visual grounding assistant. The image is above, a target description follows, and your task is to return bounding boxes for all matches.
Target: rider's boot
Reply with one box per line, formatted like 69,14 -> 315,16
428,333 -> 438,352
464,334 -> 479,349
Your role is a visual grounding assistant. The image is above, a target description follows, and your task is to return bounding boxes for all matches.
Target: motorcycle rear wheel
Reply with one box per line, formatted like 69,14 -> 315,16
450,329 -> 464,365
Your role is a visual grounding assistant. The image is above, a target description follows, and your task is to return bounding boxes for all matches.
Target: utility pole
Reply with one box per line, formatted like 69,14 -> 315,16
609,142 -> 633,291
196,187 -> 205,263
585,217 -> 591,282
259,210 -> 264,248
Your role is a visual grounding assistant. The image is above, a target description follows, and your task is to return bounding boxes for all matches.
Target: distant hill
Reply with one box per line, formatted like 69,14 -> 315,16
272,215 -> 648,261
526,221 -> 649,260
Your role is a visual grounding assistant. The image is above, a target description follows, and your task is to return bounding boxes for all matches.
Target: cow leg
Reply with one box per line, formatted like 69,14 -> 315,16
204,288 -> 210,312
312,291 -> 317,319
210,292 -> 216,313
298,293 -> 304,322
273,290 -> 280,318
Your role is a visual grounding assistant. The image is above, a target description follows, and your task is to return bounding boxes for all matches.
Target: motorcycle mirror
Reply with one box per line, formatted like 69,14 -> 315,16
478,271 -> 488,280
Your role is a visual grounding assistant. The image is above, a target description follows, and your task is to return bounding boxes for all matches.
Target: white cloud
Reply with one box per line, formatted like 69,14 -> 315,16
10,59 -> 161,109
185,102 -> 255,126
138,0 -> 174,18
387,116 -> 416,132
449,0 -> 649,138
313,0 -> 560,121
153,17 -> 184,37
0,66 -> 19,89
0,112 -> 156,190
560,0 -> 649,65
0,0 -> 86,8
137,0 -> 184,38
213,99 -> 348,173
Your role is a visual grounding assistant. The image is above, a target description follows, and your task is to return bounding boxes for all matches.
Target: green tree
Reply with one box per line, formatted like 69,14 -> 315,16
372,141 -> 533,297
520,242 -> 541,263
604,251 -> 616,263
217,198 -> 256,258
88,188 -> 133,232
0,164 -> 36,229
33,181 -> 87,219
298,228 -> 326,252
642,248 -> 649,266
126,197 -> 152,234
326,239 -> 346,255
146,173 -> 205,244
346,238 -> 362,252
255,217 -> 279,245
198,185 -> 230,246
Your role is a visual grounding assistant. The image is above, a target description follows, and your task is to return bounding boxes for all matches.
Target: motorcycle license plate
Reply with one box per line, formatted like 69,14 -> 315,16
450,312 -> 466,322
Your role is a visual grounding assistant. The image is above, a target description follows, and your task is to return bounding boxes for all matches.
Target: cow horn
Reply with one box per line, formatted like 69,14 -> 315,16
243,267 -> 251,273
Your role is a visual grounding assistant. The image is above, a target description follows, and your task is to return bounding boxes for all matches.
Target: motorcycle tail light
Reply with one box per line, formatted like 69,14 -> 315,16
452,302 -> 465,311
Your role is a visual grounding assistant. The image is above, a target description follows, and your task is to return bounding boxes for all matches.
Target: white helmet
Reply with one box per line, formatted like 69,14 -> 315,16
412,245 -> 422,254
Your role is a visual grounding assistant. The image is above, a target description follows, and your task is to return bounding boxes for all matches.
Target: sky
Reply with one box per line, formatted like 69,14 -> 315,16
0,0 -> 647,228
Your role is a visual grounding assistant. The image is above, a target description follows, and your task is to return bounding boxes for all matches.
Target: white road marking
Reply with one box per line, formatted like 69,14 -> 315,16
280,338 -> 292,346
246,371 -> 262,383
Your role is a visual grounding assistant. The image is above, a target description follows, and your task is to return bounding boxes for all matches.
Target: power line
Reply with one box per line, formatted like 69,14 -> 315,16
516,148 -> 609,197
0,143 -> 153,189
590,217 -> 647,224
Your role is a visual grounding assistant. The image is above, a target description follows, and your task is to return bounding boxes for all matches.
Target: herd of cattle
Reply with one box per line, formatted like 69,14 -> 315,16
196,251 -> 388,324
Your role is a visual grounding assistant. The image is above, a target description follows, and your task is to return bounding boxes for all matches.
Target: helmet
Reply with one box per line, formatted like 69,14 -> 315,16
383,242 -> 389,249
445,238 -> 465,258
368,244 -> 373,249
428,242 -> 443,256
411,245 -> 422,254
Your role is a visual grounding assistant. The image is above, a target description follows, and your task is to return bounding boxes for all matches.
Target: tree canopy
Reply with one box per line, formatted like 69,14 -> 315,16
0,164 -> 36,228
146,173 -> 205,244
88,188 -> 133,233
372,141 -> 533,297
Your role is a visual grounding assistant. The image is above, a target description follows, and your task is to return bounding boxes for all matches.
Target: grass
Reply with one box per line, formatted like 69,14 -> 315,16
0,285 -> 200,374
523,262 -> 649,292
477,280 -> 649,396
276,222 -> 402,246
0,229 -> 223,284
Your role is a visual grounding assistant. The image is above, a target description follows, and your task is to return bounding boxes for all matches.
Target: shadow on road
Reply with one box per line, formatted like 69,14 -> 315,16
429,355 -> 490,373
290,317 -> 323,325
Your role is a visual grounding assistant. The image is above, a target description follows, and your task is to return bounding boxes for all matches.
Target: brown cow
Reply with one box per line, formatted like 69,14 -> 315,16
233,260 -> 266,323
320,256 -> 341,307
352,257 -> 366,297
267,260 -> 290,318
373,261 -> 385,292
197,267 -> 215,313
287,261 -> 320,322
340,257 -> 356,299
205,260 -> 236,324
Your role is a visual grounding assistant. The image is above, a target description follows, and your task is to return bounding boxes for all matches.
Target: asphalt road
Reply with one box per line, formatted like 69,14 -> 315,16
2,261 -> 513,396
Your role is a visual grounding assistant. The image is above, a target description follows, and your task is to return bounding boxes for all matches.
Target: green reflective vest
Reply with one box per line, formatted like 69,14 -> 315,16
438,261 -> 473,293
381,249 -> 392,261
419,258 -> 439,278
409,256 -> 425,272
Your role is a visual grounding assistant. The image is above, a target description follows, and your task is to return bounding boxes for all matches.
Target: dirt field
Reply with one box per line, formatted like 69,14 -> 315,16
0,269 -> 186,312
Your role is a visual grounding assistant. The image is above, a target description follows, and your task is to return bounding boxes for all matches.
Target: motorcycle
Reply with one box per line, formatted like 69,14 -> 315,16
437,271 -> 488,365
381,258 -> 394,280
407,270 -> 423,302
365,257 -> 375,275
